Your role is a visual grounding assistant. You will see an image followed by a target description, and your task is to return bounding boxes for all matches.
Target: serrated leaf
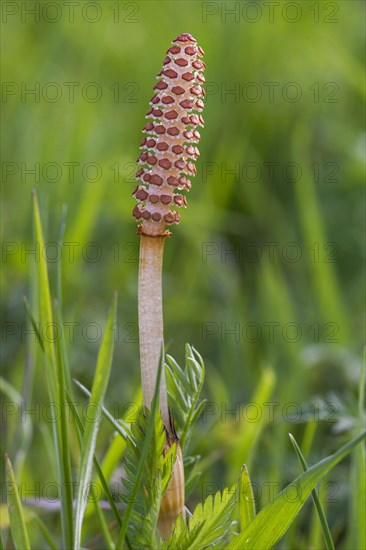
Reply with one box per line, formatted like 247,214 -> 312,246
166,345 -> 205,451
165,522 -> 205,550
120,407 -> 175,548
167,355 -> 191,396
162,443 -> 177,494
189,486 -> 237,549
167,485 -> 237,549
116,347 -> 174,549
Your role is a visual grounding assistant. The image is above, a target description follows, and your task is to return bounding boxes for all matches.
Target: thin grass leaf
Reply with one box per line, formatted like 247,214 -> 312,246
66,389 -> 129,549
31,514 -> 59,550
0,377 -> 33,476
185,472 -> 201,499
32,190 -> 73,548
83,388 -> 142,520
229,367 -> 276,474
32,191 -> 56,368
54,303 -> 74,540
23,296 -> 44,352
98,421 -> 130,475
90,484 -> 115,550
227,430 -> 366,549
185,458 -> 202,499
355,355 -> 366,550
74,378 -> 133,444
54,205 -> 74,395
5,454 -> 31,550
292,127 -> 348,342
73,293 -> 117,549
289,434 -> 334,550
190,399 -> 208,427
65,391 -> 123,529
348,354 -> 366,549
115,343 -> 165,549
98,388 -> 142,470
56,204 -> 67,305
239,465 -> 256,531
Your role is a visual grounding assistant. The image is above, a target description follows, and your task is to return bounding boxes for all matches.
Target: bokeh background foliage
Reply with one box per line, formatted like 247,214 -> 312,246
1,1 -> 365,548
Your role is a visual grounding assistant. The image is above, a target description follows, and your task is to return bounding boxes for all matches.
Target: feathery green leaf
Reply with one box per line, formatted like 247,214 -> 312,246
166,345 -> 206,451
166,485 -> 237,549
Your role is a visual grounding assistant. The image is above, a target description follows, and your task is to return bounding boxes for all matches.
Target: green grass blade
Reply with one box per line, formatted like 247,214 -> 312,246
65,389 -> 123,546
5,454 -> 31,550
53,303 -> 74,542
84,388 -> 142,520
74,378 -> 133,443
0,377 -> 33,477
90,485 -> 115,550
115,343 -> 164,550
56,204 -> 67,305
23,296 -> 44,352
229,367 -> 276,475
65,391 -> 123,529
292,127 -> 349,342
356,355 -> 366,549
32,190 -> 57,369
54,205 -> 74,395
239,465 -> 256,530
31,514 -> 59,550
348,353 -> 366,549
32,190 -> 73,548
73,292 -> 117,549
289,434 -> 335,550
227,431 -> 366,550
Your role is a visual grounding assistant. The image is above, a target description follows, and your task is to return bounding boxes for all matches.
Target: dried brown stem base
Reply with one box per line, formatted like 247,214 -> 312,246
158,437 -> 186,539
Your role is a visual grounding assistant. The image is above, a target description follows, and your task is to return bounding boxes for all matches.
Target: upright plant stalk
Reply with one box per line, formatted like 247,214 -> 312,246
138,235 -> 169,427
132,33 -> 206,536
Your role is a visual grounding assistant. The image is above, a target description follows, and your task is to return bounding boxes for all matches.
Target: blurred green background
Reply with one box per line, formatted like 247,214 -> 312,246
1,0 -> 365,547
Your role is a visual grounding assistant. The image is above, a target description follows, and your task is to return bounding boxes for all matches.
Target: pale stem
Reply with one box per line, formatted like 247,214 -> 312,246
138,234 -> 170,431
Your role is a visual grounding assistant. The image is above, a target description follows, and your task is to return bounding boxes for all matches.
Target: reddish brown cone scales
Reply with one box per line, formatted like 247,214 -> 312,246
133,33 -> 206,237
